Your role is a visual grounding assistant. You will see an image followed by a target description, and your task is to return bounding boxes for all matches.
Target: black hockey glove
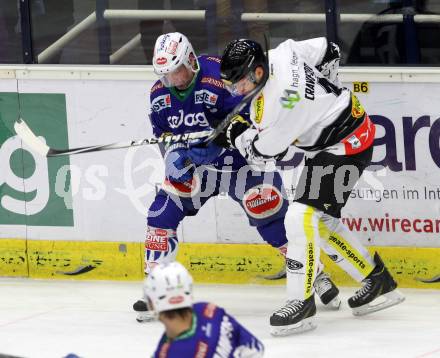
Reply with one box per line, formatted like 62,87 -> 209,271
213,115 -> 250,149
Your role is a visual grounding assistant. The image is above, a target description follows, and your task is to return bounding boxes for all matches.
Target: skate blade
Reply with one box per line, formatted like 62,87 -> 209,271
352,289 -> 405,316
136,311 -> 157,323
325,296 -> 341,310
270,317 -> 317,336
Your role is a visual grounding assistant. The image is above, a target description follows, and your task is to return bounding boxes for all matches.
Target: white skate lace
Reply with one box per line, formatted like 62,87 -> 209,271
273,300 -> 303,318
314,273 -> 332,297
352,279 -> 372,301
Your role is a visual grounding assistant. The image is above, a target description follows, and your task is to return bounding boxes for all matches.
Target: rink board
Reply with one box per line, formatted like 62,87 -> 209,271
1,66 -> 440,248
1,238 -> 440,289
2,66 -> 440,288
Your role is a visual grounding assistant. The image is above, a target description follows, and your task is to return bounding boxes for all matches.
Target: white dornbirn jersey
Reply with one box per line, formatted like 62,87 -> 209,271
248,37 -> 367,158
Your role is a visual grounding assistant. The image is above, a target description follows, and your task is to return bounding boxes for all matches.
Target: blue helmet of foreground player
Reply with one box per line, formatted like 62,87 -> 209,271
220,39 -> 268,84
144,262 -> 193,313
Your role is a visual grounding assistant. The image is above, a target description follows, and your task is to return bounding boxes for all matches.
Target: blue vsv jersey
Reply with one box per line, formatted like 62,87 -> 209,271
149,55 -> 248,170
153,302 -> 264,358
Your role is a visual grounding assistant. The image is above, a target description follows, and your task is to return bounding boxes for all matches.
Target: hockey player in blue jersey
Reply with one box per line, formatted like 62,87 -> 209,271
133,32 -> 341,322
145,262 -> 264,358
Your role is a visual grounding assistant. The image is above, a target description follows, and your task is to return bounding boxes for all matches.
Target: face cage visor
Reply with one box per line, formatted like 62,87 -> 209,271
156,59 -> 199,88
222,71 -> 257,97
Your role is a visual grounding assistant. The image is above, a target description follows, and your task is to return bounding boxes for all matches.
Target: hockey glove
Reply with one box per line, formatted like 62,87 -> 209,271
213,115 -> 250,149
187,139 -> 223,165
235,130 -> 288,164
164,143 -> 194,182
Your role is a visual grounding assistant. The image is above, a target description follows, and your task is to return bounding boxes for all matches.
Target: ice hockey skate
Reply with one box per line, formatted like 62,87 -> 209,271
133,299 -> 156,322
314,271 -> 341,309
348,252 -> 405,316
270,295 -> 317,336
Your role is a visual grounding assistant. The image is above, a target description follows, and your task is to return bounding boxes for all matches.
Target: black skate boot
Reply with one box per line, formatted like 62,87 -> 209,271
314,271 -> 341,309
348,252 -> 405,316
133,299 -> 155,322
270,295 -> 317,336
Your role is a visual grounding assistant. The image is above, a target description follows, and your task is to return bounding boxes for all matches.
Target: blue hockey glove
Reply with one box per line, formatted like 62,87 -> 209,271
164,143 -> 194,182
187,139 -> 223,165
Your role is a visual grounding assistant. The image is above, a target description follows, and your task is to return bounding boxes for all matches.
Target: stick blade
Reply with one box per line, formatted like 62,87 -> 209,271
14,119 -> 50,157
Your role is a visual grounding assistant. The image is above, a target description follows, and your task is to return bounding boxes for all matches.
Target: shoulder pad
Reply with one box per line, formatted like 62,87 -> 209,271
202,302 -> 218,319
150,80 -> 165,94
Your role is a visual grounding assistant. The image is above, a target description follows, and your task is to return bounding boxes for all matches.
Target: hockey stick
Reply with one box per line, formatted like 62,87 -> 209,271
14,79 -> 260,157
13,118 -> 212,157
14,48 -> 267,157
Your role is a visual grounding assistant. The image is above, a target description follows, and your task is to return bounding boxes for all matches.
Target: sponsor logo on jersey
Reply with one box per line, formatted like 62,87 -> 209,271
203,303 -> 217,318
290,52 -> 300,88
346,135 -> 361,149
351,94 -> 365,118
254,94 -> 264,124
286,258 -> 304,272
341,115 -> 375,155
195,341 -> 209,358
156,57 -> 167,65
214,316 -> 234,358
243,185 -> 283,219
280,89 -> 300,109
201,76 -> 225,89
303,62 -> 316,100
195,89 -> 219,106
145,229 -> 169,251
151,94 -> 171,112
206,56 -> 221,63
166,40 -> 178,55
168,295 -> 184,304
162,174 -> 201,198
167,109 -> 210,128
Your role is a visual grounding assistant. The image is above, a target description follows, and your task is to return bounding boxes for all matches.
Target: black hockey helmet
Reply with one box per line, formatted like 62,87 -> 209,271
220,39 -> 268,84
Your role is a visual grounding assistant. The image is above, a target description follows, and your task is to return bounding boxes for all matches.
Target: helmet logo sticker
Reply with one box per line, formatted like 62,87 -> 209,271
167,41 -> 178,55
168,295 -> 185,304
156,57 -> 167,65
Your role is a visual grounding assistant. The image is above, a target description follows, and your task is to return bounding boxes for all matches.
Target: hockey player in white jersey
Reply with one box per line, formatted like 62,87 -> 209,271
215,38 -> 405,335
133,32 -> 342,323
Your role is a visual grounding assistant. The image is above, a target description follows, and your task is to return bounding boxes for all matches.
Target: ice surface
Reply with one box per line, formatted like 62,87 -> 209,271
0,278 -> 439,358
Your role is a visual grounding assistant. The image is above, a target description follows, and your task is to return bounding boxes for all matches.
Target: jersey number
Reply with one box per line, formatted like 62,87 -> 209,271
317,77 -> 341,96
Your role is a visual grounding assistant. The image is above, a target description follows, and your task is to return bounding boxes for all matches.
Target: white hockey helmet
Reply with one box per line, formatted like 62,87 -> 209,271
144,262 -> 194,313
152,32 -> 199,87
